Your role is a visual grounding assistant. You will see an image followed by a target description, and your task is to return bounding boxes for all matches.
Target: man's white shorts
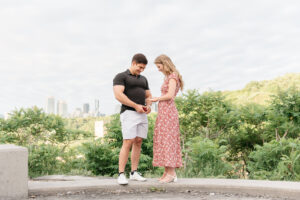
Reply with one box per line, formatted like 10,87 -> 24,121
120,110 -> 148,139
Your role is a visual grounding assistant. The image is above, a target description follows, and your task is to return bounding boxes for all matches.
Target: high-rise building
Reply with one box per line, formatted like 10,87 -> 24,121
46,97 -> 55,114
83,103 -> 90,114
57,100 -> 68,117
94,99 -> 100,117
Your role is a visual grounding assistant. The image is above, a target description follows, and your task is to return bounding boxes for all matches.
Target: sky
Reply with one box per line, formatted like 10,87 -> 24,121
0,0 -> 300,116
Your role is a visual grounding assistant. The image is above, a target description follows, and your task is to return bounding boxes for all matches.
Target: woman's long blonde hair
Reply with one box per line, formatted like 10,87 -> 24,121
154,54 -> 184,90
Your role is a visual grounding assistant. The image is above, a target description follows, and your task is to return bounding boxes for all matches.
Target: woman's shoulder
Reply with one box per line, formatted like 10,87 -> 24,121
168,72 -> 179,80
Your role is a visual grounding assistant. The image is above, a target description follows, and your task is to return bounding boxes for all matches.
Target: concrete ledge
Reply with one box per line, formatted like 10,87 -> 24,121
29,176 -> 300,199
0,144 -> 28,199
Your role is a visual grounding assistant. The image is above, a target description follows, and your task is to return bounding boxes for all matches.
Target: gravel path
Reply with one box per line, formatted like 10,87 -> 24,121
29,191 -> 292,200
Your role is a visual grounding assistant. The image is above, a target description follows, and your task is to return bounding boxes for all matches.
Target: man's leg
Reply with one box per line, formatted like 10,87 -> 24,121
129,137 -> 146,181
131,137 -> 143,171
119,139 -> 134,173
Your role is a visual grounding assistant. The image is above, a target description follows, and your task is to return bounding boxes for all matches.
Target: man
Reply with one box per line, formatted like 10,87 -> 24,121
113,53 -> 152,185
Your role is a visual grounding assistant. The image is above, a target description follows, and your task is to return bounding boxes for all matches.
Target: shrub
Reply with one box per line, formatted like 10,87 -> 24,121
266,87 -> 300,140
81,140 -> 119,176
184,137 -> 233,178
248,139 -> 300,181
28,144 -> 60,178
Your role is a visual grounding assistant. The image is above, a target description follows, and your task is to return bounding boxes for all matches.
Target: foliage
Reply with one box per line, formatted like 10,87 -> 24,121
28,144 -> 60,178
81,140 -> 119,176
224,103 -> 266,175
0,107 -> 92,146
175,89 -> 237,172
176,90 -> 235,140
184,137 -> 233,178
102,114 -> 123,148
265,87 -> 300,140
248,139 -> 300,181
0,107 -> 92,178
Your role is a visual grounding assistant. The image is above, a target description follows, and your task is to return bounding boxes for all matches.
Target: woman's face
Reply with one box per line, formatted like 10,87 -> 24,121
155,63 -> 164,73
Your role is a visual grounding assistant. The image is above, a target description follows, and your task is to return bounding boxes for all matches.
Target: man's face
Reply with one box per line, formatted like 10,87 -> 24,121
132,62 -> 146,75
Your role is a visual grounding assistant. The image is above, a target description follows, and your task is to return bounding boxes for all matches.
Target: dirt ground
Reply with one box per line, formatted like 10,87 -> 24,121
29,191 -> 293,200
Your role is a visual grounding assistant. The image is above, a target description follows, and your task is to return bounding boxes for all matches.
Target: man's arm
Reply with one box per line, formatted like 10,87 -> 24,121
113,85 -> 145,113
145,90 -> 152,106
145,90 -> 152,114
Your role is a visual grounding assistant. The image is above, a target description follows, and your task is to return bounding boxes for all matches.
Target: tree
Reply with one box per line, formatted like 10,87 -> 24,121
176,90 -> 236,140
266,87 -> 300,140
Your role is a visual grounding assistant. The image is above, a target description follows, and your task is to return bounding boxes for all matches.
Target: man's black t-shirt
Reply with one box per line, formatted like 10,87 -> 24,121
113,69 -> 149,114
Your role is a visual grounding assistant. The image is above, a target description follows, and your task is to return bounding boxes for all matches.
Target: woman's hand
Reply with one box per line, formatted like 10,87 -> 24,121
149,97 -> 160,102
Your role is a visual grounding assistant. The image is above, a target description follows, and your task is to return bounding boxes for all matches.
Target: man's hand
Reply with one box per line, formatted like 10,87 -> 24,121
134,104 -> 146,113
146,98 -> 152,105
145,105 -> 151,114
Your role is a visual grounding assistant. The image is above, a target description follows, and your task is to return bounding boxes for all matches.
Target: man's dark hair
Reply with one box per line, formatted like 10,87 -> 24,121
132,53 -> 148,65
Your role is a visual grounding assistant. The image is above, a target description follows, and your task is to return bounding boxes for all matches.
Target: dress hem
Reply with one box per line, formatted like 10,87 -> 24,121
152,163 -> 183,168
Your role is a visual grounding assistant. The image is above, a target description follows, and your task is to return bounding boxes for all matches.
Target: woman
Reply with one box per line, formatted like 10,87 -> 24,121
149,54 -> 184,183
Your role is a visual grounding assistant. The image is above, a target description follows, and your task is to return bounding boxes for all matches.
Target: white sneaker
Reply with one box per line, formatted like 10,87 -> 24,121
118,173 -> 128,185
130,171 -> 147,181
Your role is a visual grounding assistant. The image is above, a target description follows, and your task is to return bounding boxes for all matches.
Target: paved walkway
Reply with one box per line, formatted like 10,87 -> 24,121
28,176 -> 300,200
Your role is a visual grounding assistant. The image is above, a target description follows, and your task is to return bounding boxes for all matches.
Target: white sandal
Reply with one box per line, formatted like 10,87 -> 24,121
158,172 -> 167,181
159,174 -> 177,183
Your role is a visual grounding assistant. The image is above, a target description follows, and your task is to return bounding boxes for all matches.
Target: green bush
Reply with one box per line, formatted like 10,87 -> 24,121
0,107 -> 93,178
1,107 -> 92,146
184,137 -> 233,178
226,123 -> 263,165
56,145 -> 90,175
81,140 -> 119,176
28,144 -> 60,178
248,139 -> 300,181
266,87 -> 300,140
176,90 -> 235,140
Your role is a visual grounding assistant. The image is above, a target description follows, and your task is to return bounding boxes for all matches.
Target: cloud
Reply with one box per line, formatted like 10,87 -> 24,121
0,0 -> 300,115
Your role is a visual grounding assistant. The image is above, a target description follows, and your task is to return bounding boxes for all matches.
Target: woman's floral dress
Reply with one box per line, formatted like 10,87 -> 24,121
152,73 -> 183,168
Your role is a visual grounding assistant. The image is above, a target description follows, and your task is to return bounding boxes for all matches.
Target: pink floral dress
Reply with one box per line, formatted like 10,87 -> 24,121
152,73 -> 183,168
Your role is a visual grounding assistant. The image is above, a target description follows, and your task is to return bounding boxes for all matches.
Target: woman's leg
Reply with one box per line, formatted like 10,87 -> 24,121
168,167 -> 176,176
160,167 -> 177,183
159,167 -> 168,180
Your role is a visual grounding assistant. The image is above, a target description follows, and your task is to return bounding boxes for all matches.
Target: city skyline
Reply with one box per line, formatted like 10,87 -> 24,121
44,96 -> 104,118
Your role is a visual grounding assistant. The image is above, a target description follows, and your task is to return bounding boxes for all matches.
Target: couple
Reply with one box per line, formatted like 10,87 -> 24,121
113,53 -> 184,185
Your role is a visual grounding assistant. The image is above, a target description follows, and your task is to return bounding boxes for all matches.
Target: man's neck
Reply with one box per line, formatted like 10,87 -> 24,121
129,67 -> 137,76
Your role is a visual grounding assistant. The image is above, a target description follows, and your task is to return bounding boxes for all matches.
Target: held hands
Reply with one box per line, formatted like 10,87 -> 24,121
146,98 -> 152,105
149,97 -> 160,102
